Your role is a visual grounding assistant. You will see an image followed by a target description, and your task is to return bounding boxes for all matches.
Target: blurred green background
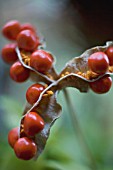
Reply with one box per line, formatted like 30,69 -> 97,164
1,0 -> 113,169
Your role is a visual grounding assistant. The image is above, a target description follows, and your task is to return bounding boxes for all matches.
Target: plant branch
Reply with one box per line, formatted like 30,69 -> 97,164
63,88 -> 97,170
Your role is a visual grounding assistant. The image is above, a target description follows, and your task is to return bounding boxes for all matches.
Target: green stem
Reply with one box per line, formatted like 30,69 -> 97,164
63,89 -> 97,170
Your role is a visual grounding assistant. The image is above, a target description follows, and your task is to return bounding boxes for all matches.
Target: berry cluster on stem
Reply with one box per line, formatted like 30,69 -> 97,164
88,51 -> 113,94
1,20 -> 53,160
1,20 -> 113,161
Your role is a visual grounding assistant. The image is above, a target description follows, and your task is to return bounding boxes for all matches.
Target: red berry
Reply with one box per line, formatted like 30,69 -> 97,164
20,24 -> 40,49
88,52 -> 109,74
26,84 -> 45,105
17,30 -> 37,51
24,112 -> 44,136
2,20 -> 21,40
1,43 -> 18,64
30,50 -> 53,73
21,23 -> 36,34
10,61 -> 30,82
8,127 -> 19,148
90,76 -> 112,94
14,137 -> 37,160
105,46 -> 113,66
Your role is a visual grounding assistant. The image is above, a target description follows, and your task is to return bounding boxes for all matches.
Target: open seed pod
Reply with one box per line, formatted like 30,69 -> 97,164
59,41 -> 113,82
16,48 -> 58,85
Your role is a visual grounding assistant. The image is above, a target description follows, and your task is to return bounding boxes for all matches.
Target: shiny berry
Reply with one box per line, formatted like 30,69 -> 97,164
10,61 -> 30,82
17,30 -> 37,51
1,43 -> 18,64
21,23 -> 36,33
88,52 -> 109,74
30,50 -> 53,73
2,20 -> 21,40
24,112 -> 44,136
90,76 -> 112,94
8,127 -> 19,148
14,137 -> 37,160
26,84 -> 45,105
20,23 -> 40,49
105,46 -> 113,66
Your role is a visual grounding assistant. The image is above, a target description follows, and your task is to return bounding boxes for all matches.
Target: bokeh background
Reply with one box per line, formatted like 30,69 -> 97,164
0,0 -> 113,169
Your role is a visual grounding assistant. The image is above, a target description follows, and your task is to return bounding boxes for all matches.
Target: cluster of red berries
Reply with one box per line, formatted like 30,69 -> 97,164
1,20 -> 54,160
8,111 -> 44,160
1,20 -> 54,83
7,82 -> 46,160
88,49 -> 113,94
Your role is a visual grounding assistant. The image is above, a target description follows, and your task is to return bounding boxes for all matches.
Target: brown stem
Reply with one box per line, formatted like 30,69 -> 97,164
63,89 -> 97,170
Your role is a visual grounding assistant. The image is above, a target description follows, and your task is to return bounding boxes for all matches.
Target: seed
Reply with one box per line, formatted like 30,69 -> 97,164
46,90 -> 53,95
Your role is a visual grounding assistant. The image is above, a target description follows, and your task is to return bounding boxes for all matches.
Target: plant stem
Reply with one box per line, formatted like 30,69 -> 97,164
63,89 -> 97,170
